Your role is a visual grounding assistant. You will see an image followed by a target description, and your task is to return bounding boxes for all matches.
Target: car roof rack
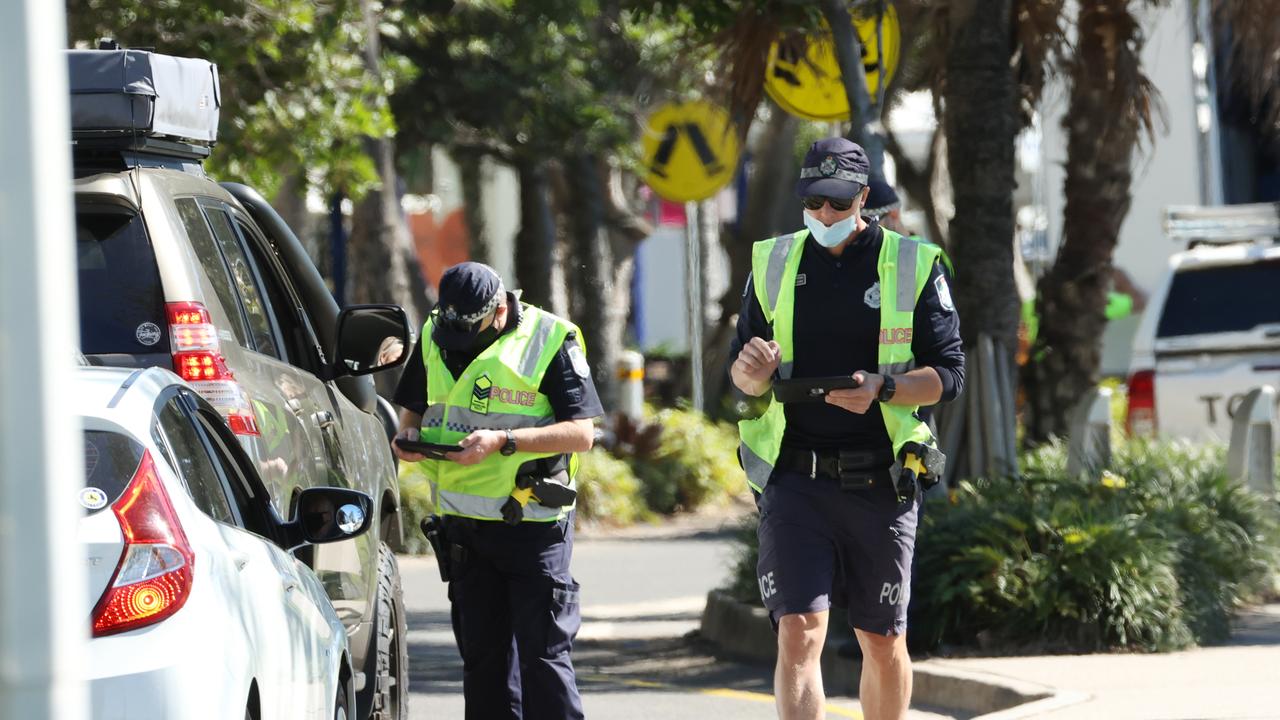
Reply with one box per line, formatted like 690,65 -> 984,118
1164,202 -> 1280,245
67,47 -> 220,166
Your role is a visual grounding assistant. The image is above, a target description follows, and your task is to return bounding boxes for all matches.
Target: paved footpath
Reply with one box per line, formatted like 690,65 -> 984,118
919,604 -> 1280,719
401,512 -> 952,719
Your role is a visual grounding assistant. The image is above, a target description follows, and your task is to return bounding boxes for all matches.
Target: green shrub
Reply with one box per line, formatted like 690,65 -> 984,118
632,407 -> 746,514
575,448 -> 654,526
396,461 -> 435,555
913,440 -> 1279,652
725,514 -> 762,605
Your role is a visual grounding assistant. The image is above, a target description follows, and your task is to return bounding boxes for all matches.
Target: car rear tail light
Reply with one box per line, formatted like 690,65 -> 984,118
1126,369 -> 1157,437
91,451 -> 194,637
166,302 -> 259,436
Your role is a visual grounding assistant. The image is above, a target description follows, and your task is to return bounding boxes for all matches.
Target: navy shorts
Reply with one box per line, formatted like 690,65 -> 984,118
755,469 -> 921,636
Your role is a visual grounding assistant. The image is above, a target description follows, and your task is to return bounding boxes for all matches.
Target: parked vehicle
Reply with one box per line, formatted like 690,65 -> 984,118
1126,202 -> 1280,443
79,365 -> 370,719
69,47 -> 410,718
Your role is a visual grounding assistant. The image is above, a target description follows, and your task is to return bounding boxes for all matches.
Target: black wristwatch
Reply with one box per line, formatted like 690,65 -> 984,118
876,374 -> 896,404
500,429 -> 518,456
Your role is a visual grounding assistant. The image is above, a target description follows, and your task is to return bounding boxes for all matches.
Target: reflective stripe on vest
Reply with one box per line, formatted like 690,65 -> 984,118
737,228 -> 942,493
417,303 -> 581,522
437,489 -> 564,521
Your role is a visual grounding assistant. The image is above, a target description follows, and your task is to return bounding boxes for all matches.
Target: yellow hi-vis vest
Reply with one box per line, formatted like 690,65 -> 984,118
417,303 -> 582,522
737,228 -> 944,493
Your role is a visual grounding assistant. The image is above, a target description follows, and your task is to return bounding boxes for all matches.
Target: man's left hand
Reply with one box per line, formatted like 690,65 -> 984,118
447,429 -> 506,466
825,371 -> 883,415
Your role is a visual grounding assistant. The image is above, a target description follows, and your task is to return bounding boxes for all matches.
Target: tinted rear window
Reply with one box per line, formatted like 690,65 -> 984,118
82,430 -> 145,515
77,209 -> 169,355
1157,259 -> 1280,338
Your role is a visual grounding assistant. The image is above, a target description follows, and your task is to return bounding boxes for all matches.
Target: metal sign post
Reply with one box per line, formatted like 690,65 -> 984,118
684,201 -> 704,413
0,1 -> 87,718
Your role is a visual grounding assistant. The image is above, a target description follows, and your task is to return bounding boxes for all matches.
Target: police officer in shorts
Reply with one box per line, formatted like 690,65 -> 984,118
729,139 -> 964,720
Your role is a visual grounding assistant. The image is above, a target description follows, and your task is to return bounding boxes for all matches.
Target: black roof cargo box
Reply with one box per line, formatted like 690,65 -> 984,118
67,49 -> 220,146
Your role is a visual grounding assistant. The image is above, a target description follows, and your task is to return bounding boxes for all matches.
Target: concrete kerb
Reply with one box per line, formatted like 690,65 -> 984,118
699,590 -> 1086,717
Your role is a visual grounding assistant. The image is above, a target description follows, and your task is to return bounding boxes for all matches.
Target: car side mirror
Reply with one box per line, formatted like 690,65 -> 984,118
287,488 -> 374,548
332,304 -> 412,377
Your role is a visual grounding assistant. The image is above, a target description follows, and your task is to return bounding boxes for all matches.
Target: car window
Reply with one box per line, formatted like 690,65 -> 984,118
81,430 -> 145,516
234,216 -> 321,372
156,397 -> 237,525
175,198 -> 252,348
203,207 -> 283,360
76,208 -> 169,355
192,407 -> 280,541
1156,259 -> 1280,338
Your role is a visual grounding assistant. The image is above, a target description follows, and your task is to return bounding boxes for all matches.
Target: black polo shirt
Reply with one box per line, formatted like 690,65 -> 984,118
728,222 -> 965,453
393,293 -> 604,421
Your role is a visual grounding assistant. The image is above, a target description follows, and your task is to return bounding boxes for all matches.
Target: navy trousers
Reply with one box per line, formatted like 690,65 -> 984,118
444,514 -> 584,720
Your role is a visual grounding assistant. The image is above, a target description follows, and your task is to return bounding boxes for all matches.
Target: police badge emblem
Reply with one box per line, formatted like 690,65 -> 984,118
864,282 -> 881,309
819,155 -> 837,177
443,306 -> 458,321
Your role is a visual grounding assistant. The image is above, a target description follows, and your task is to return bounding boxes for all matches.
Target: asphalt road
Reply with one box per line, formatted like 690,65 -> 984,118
400,515 -> 952,719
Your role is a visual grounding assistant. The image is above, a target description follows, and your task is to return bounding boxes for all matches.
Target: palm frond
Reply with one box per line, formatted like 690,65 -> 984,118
1213,0 -> 1280,151
1013,0 -> 1069,127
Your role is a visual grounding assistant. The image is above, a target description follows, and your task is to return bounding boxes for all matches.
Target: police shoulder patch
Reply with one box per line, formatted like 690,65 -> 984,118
568,344 -> 591,378
935,274 -> 955,312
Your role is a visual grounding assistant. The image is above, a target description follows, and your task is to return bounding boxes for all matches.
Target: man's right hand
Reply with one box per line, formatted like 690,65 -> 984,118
731,337 -> 781,396
392,427 -> 427,462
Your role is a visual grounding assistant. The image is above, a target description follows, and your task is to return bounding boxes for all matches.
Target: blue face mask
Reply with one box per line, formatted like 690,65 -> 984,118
802,211 -> 857,248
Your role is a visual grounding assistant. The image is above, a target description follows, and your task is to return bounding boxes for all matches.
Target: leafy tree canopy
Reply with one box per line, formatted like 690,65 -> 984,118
66,0 -> 399,198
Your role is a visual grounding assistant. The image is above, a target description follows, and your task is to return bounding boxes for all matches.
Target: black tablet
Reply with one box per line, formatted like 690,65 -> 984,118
771,376 -> 861,403
395,438 -> 464,460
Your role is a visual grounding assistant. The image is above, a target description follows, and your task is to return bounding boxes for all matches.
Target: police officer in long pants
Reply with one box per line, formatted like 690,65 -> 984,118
729,139 -> 964,720
392,262 -> 602,720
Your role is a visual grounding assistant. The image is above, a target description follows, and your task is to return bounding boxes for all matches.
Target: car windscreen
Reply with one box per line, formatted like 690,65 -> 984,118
1156,258 -> 1280,338
82,430 -> 145,515
77,207 -> 170,355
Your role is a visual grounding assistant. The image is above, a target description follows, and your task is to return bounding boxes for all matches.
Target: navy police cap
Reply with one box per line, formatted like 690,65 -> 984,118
432,262 -> 505,348
795,137 -> 870,199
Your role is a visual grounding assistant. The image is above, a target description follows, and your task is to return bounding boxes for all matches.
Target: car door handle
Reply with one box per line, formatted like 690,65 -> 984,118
313,410 -> 336,429
232,552 -> 250,571
283,580 -> 299,594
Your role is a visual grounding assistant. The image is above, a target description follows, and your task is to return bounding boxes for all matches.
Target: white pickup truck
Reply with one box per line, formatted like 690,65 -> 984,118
1126,202 -> 1280,443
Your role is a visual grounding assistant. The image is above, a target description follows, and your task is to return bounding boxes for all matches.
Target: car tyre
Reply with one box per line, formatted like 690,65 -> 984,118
368,542 -> 408,720
335,681 -> 350,720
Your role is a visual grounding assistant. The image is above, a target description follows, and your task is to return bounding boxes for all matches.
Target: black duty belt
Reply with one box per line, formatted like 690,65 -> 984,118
775,447 -> 892,491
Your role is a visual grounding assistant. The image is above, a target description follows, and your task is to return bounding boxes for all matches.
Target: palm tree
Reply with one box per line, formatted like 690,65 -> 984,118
1023,0 -> 1280,442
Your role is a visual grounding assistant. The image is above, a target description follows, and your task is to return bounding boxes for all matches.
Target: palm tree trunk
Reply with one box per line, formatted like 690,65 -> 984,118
514,159 -> 557,308
1024,2 -> 1150,443
944,0 -> 1021,351
456,148 -> 491,266
564,152 -> 621,409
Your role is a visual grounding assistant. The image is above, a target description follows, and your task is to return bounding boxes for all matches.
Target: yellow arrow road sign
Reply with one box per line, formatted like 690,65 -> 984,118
765,4 -> 900,122
640,101 -> 740,203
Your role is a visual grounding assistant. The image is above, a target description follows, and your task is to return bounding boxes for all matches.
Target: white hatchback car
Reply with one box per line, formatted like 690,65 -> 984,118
79,366 -> 371,720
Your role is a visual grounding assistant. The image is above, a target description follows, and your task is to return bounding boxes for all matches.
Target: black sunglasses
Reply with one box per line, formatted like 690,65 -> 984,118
802,195 -> 855,212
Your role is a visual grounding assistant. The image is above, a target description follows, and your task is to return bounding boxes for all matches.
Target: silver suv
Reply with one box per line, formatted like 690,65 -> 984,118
70,48 -> 410,719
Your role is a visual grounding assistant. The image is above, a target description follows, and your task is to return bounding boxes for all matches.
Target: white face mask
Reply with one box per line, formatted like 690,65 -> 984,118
803,211 -> 857,248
